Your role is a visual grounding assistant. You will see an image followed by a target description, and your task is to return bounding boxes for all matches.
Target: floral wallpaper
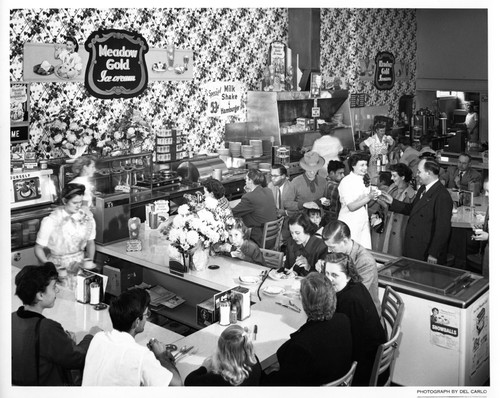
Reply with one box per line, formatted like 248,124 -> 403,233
9,8 -> 416,158
320,8 -> 417,119
10,8 -> 288,158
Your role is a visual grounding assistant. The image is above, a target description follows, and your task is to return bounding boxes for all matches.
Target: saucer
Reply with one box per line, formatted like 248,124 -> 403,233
262,285 -> 285,296
239,275 -> 261,285
269,269 -> 297,281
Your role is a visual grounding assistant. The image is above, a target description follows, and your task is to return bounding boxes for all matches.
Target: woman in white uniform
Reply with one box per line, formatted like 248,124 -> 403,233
338,153 -> 379,249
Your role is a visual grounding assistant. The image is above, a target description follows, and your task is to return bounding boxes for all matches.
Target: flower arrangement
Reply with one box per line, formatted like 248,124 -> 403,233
106,106 -> 153,155
39,110 -> 96,159
162,192 -> 229,260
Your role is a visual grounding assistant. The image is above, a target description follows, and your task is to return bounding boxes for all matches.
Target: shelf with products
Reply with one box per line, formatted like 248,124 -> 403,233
155,127 -> 187,163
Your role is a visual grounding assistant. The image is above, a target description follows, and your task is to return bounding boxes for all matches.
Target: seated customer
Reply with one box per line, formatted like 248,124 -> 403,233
284,212 -> 328,276
185,325 -> 262,386
215,217 -> 267,266
12,262 -> 101,386
440,152 -> 482,192
203,177 -> 232,220
264,273 -> 353,386
82,288 -> 182,386
232,169 -> 277,247
323,253 -> 387,386
319,220 -> 381,314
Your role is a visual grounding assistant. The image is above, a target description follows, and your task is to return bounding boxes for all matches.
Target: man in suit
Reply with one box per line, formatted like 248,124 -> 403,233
379,158 -> 453,265
440,152 -> 482,193
267,164 -> 294,245
233,168 -> 277,247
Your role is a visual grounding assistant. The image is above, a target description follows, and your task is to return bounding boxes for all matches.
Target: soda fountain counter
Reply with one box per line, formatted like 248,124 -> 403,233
376,256 -> 489,386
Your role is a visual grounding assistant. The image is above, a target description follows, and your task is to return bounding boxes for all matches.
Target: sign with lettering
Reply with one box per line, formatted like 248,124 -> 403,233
11,125 -> 29,143
374,51 -> 395,90
203,82 -> 244,117
84,29 -> 149,99
11,82 -> 30,143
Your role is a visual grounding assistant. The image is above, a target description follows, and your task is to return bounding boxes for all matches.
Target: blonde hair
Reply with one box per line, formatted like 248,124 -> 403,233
206,325 -> 257,385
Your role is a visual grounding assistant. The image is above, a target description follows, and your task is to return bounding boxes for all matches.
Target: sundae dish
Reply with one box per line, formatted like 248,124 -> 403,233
33,60 -> 54,75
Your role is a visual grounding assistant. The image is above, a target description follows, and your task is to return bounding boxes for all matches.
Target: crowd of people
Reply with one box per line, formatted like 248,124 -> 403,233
12,124 -> 489,387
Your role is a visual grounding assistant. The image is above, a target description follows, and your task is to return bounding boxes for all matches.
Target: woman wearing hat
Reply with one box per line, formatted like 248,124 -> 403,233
359,121 -> 395,164
288,151 -> 329,213
338,152 -> 379,249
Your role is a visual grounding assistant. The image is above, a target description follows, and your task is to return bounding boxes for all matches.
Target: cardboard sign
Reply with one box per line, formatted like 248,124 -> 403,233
84,29 -> 149,99
374,51 -> 395,90
204,82 -> 243,117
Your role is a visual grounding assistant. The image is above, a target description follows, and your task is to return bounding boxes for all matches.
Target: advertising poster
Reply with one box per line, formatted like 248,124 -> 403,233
429,305 -> 459,350
203,81 -> 244,117
471,294 -> 489,377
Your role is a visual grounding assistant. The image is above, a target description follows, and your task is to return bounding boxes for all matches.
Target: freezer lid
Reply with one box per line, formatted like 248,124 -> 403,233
379,257 -> 472,295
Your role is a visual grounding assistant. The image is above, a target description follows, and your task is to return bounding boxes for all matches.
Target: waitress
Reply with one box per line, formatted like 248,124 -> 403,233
359,121 -> 395,165
34,183 -> 96,273
70,155 -> 96,208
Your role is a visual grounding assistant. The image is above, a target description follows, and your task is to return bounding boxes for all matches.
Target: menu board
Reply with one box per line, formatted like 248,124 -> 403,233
10,82 -> 30,143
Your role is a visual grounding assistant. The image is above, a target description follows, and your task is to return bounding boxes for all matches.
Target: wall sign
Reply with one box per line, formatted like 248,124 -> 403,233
84,29 -> 149,99
203,82 -> 244,117
374,51 -> 395,90
11,82 -> 30,143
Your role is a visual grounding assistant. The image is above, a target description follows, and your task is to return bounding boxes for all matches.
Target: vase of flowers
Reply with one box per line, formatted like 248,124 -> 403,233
107,106 -> 153,154
161,192 -> 228,271
39,112 -> 95,159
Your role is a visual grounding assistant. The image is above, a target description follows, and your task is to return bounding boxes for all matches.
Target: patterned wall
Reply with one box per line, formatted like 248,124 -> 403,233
10,8 -> 416,157
320,8 -> 417,119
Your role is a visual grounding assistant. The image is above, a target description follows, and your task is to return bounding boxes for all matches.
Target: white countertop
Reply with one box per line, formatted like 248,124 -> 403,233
11,266 -> 183,347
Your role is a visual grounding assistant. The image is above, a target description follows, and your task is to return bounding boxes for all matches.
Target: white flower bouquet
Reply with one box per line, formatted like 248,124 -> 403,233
161,193 -> 229,259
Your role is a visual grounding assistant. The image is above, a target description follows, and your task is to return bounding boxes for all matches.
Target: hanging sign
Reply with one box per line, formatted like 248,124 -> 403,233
11,82 -> 30,143
203,82 -> 244,117
374,51 -> 395,90
84,29 -> 149,99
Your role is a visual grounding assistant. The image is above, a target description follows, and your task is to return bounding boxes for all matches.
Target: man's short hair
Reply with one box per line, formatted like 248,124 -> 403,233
15,263 -> 59,306
322,220 -> 351,242
459,152 -> 472,163
327,160 -> 344,174
421,158 -> 441,176
246,168 -> 266,187
109,288 -> 151,332
271,164 -> 288,177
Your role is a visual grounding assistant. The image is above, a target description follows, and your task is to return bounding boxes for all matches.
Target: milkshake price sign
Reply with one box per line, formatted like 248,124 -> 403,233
204,82 -> 244,117
374,51 -> 395,90
84,29 -> 149,99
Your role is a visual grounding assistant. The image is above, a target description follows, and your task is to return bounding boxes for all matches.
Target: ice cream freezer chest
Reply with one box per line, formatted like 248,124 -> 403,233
377,257 -> 489,386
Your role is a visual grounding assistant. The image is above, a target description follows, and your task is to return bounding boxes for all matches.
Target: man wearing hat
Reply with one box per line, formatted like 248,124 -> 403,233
12,262 -> 102,385
287,151 -> 329,215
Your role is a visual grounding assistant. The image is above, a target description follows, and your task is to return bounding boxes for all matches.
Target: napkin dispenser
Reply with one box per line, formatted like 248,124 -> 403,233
76,269 -> 107,304
231,286 -> 251,320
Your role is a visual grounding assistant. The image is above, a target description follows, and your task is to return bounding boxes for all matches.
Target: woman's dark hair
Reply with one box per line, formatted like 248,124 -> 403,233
324,253 -> 361,283
389,163 -> 413,183
109,288 -> 151,332
288,212 -> 318,236
62,183 -> 86,201
300,273 -> 336,321
322,220 -> 351,242
66,36 -> 79,52
71,155 -> 96,176
15,262 -> 59,306
378,171 -> 393,187
203,177 -> 226,199
246,169 -> 266,187
347,152 -> 369,172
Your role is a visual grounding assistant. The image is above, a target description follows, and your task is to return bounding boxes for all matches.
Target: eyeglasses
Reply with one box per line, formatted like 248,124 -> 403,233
270,174 -> 282,178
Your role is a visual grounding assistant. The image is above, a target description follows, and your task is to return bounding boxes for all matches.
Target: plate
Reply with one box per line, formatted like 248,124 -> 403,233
152,63 -> 167,72
239,275 -> 261,285
54,65 -> 81,80
262,285 -> 285,296
33,63 -> 54,76
269,269 -> 297,281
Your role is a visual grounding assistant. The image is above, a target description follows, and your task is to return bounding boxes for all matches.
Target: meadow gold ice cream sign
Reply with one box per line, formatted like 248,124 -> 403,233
374,51 -> 395,90
84,29 -> 149,99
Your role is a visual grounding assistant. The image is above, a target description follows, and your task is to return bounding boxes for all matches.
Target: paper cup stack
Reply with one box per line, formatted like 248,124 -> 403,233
229,142 -> 242,157
241,145 -> 254,159
250,140 -> 263,157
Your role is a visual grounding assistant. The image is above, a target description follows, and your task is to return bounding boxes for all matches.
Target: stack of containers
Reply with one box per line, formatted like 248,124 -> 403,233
240,145 -> 254,159
229,142 -> 242,158
156,127 -> 186,162
249,139 -> 263,157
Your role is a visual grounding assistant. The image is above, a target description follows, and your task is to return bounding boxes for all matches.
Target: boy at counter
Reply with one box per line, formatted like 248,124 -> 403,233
12,262 -> 102,386
214,217 -> 267,266
82,288 -> 182,386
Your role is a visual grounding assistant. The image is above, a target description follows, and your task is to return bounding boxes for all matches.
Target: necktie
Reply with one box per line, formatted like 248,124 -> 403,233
277,188 -> 282,209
